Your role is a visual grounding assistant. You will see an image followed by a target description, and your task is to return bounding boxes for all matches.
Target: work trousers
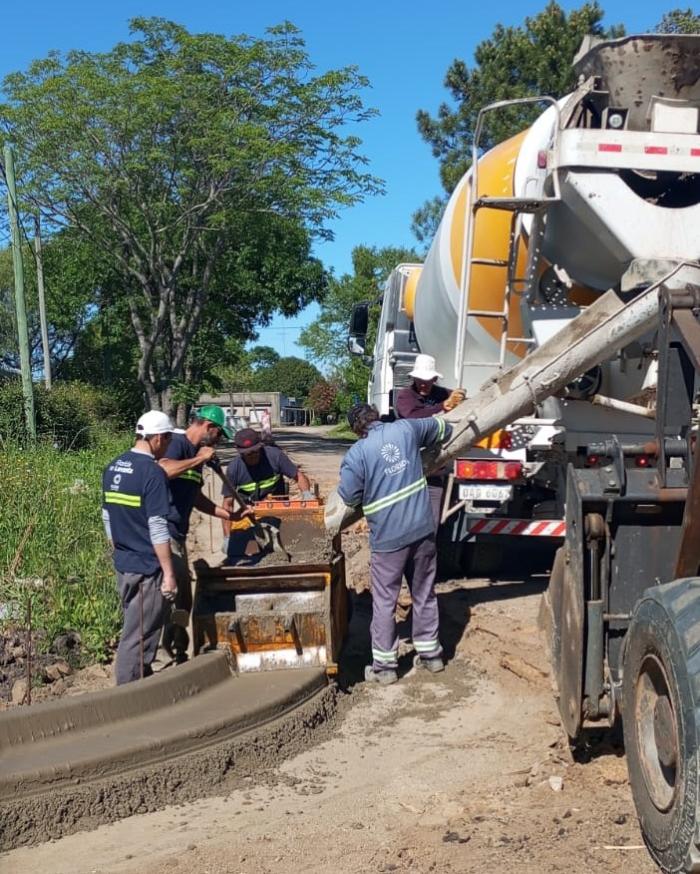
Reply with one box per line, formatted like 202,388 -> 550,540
115,570 -> 167,685
369,534 -> 442,672
427,483 -> 444,531
162,538 -> 191,657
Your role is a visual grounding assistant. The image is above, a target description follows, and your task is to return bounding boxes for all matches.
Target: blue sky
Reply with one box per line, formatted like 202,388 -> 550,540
1,0 -> 669,358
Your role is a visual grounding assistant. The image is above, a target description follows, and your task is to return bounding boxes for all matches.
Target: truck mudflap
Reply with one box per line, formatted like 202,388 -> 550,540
468,518 -> 566,537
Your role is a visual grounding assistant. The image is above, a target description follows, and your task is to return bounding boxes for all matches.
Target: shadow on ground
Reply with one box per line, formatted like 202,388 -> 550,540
338,585 -> 472,692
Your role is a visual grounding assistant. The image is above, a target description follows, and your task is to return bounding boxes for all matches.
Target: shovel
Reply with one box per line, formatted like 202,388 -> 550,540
207,457 -> 292,562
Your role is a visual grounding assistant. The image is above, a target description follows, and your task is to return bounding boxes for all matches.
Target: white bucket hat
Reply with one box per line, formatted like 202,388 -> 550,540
409,353 -> 443,381
136,410 -> 175,436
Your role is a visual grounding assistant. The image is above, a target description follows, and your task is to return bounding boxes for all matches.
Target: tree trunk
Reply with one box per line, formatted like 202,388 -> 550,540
160,385 -> 174,418
143,381 -> 161,411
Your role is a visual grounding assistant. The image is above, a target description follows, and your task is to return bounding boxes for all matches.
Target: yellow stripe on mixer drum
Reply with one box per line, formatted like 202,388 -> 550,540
449,130 -> 529,359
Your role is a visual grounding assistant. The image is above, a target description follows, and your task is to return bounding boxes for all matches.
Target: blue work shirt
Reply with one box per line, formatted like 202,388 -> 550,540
338,417 -> 452,552
223,445 -> 298,502
102,450 -> 172,575
163,432 -> 204,541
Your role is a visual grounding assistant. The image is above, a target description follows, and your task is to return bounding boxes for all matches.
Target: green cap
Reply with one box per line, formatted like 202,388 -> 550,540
197,404 -> 234,439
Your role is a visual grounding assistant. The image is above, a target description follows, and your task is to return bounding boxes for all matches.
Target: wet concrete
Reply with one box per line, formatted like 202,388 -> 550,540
0,655 -> 338,850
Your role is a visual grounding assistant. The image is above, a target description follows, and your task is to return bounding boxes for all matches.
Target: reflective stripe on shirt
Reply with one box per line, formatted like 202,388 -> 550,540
362,476 -> 427,515
237,474 -> 281,494
104,492 -> 142,508
178,469 -> 203,484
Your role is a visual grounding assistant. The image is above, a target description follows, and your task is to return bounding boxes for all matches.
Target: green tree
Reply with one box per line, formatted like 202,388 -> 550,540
252,355 -> 321,399
0,230 -> 109,379
0,18 -> 381,414
307,379 -> 338,416
248,346 -> 281,371
299,244 -> 418,405
413,2 -> 623,238
655,8 -> 700,32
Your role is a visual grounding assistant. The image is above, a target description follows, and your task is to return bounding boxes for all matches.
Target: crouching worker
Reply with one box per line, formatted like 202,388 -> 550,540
102,411 -> 177,684
338,403 -> 453,685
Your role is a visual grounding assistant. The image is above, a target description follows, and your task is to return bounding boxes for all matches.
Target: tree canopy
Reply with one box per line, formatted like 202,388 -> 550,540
655,8 -> 700,32
0,18 -> 381,417
0,230 -> 109,378
412,3 -> 696,241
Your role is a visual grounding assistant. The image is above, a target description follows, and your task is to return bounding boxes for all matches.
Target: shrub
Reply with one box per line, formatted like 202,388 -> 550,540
0,380 -> 141,448
0,434 -> 131,661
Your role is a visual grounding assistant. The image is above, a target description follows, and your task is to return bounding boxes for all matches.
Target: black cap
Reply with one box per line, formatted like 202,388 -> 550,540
234,428 -> 263,454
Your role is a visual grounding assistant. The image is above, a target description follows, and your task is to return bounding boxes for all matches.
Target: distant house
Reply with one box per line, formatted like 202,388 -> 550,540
195,391 -> 310,428
196,391 -> 286,427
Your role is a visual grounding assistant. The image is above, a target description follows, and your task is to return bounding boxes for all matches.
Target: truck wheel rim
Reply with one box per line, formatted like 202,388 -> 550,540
635,653 -> 679,813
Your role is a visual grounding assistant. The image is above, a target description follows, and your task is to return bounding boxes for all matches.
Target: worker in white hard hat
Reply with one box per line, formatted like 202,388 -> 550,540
102,410 -> 178,684
395,354 -> 465,529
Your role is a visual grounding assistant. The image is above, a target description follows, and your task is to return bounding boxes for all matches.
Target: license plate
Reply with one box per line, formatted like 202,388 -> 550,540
458,484 -> 513,502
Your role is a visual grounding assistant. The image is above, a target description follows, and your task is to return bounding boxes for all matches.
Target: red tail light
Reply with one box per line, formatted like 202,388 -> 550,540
454,459 -> 523,480
504,462 -> 522,480
635,455 -> 651,468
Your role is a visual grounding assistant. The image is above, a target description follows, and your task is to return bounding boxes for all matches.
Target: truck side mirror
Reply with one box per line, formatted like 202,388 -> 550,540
349,302 -> 369,337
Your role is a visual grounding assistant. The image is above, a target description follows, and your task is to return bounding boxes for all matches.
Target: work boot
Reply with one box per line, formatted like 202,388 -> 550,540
414,654 -> 445,673
364,665 -> 398,686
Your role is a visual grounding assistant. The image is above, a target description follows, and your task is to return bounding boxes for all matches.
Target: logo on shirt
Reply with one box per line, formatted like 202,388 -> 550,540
113,474 -> 122,486
381,442 -> 409,476
381,443 -> 401,463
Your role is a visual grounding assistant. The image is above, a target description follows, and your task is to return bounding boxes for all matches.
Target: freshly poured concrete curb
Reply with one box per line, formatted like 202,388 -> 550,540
0,653 -> 336,849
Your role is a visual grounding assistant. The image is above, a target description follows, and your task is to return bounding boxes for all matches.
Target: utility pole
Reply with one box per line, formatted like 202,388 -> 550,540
33,215 -> 52,389
4,145 -> 36,439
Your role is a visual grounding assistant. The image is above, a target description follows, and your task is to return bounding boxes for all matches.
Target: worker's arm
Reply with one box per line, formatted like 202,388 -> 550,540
102,508 -> 114,550
152,538 -> 177,598
194,491 -> 232,520
219,494 -> 254,529
409,416 -> 454,449
144,469 -> 177,598
159,445 -> 215,479
276,450 -> 313,497
296,469 -> 312,493
337,448 -> 365,508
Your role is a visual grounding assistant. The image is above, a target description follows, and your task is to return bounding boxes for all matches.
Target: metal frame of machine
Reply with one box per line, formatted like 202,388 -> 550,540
542,285 -> 700,872
193,502 -> 348,675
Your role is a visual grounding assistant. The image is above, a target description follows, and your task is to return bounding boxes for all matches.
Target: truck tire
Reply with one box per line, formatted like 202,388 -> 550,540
623,579 -> 700,873
436,538 -> 467,579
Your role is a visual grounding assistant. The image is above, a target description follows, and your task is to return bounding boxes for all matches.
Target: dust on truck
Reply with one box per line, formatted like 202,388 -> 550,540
345,33 -> 700,871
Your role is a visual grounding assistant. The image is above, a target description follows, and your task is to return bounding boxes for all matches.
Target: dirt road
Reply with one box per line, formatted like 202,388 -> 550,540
2,427 -> 656,873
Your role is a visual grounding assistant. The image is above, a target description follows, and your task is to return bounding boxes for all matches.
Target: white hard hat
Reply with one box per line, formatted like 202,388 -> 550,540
135,410 -> 175,436
409,354 -> 443,381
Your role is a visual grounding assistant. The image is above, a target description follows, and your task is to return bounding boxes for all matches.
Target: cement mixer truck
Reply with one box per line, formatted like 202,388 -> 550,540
344,34 -> 700,871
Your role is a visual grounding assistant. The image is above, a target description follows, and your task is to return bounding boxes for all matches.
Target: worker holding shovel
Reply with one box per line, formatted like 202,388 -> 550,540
158,405 -> 239,663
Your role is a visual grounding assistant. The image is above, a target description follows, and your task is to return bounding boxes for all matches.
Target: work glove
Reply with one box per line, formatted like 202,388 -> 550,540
221,536 -> 229,555
300,490 -> 315,501
443,389 -> 466,412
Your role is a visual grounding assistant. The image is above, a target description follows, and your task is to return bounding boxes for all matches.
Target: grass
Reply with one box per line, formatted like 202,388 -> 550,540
0,431 -> 132,663
327,421 -> 358,441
